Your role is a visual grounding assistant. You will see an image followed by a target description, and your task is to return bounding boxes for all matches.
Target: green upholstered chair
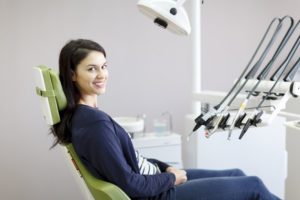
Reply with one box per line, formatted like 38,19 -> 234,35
34,65 -> 131,200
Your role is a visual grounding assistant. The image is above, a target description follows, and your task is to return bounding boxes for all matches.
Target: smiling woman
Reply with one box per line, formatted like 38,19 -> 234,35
47,38 -> 283,200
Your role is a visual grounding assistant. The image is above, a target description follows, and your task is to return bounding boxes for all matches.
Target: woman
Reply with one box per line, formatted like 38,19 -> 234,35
52,39 -> 281,200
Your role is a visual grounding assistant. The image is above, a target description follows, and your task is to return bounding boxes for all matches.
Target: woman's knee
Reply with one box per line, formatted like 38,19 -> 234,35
247,176 -> 265,189
247,176 -> 277,198
231,168 -> 246,176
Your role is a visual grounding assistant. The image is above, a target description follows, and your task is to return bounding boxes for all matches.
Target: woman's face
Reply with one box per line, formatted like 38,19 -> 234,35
72,51 -> 108,98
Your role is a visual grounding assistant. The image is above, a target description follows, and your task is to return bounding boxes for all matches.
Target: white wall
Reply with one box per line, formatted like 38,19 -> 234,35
0,1 -> 193,199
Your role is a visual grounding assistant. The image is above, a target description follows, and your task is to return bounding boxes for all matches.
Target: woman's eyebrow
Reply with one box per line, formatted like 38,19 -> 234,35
86,62 -> 107,67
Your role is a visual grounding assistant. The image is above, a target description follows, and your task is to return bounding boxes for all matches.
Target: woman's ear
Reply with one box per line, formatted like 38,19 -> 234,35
71,70 -> 76,82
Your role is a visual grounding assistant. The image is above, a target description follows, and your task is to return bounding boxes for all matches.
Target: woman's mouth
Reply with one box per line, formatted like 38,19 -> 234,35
93,82 -> 105,88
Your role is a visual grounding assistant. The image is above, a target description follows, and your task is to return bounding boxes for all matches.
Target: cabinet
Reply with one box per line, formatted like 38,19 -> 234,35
132,133 -> 182,168
184,115 -> 286,199
285,120 -> 300,200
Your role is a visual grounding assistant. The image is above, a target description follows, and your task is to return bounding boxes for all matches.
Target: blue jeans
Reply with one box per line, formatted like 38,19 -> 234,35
175,169 -> 281,200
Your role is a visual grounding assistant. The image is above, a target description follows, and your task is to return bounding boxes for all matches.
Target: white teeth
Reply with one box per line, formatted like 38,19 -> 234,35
94,82 -> 104,87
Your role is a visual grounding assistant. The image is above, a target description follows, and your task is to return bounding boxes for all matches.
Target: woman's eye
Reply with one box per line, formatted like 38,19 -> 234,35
88,67 -> 97,71
102,64 -> 107,69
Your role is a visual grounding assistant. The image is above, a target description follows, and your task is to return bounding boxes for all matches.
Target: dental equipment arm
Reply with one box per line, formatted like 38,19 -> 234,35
195,16 -> 294,139
194,16 -> 300,140
226,16 -> 295,139
239,20 -> 300,139
192,17 -> 282,134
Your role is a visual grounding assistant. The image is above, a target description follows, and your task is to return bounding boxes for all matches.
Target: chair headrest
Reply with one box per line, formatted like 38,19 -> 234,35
34,65 -> 67,125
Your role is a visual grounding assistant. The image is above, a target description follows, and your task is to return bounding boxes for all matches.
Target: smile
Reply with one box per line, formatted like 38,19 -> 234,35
93,82 -> 106,88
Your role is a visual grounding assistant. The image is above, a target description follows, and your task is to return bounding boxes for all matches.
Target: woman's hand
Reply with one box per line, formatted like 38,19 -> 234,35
166,167 -> 187,185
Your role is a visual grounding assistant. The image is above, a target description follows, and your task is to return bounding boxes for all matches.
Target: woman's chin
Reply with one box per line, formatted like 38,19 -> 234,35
96,89 -> 106,95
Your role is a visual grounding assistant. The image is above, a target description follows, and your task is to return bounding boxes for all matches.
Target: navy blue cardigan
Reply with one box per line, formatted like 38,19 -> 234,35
71,105 -> 176,200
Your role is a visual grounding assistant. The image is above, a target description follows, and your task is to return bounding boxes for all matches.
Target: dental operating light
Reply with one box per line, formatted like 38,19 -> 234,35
137,0 -> 191,35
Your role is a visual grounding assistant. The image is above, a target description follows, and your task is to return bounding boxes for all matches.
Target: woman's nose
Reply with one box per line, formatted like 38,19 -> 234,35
96,69 -> 106,78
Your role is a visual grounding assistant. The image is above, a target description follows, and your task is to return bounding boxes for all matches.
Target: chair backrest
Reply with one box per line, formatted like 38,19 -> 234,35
34,65 -> 131,200
66,144 -> 130,200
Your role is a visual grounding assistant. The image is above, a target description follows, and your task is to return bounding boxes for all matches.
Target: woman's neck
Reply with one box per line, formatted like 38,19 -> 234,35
78,96 -> 98,108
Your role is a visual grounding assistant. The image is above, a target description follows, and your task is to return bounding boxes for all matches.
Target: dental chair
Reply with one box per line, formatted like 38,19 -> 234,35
34,65 -> 131,200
